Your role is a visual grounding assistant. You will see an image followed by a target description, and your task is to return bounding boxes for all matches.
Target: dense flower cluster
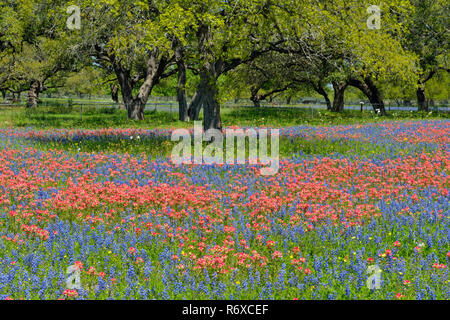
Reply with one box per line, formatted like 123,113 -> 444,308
0,120 -> 448,300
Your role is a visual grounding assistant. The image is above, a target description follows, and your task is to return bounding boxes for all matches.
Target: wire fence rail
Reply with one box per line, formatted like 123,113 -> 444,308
2,98 -> 449,110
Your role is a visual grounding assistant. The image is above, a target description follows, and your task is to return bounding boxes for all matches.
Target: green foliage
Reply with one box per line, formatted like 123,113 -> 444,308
425,71 -> 450,101
404,0 -> 449,81
64,67 -> 105,96
0,0 -> 448,115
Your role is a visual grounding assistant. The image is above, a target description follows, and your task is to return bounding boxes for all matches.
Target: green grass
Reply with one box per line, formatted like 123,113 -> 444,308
21,135 -> 435,162
0,105 -> 183,129
225,106 -> 449,127
0,103 -> 448,130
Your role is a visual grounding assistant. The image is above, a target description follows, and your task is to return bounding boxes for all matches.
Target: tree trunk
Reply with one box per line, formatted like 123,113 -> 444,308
331,81 -> 347,112
417,84 -> 428,111
11,92 -> 22,103
364,77 -> 387,116
94,42 -> 170,120
251,98 -> 261,108
202,92 -> 222,131
324,94 -> 331,110
416,71 -> 437,112
285,96 -> 291,105
177,67 -> 189,121
187,90 -> 203,120
190,20 -> 263,129
110,83 -> 119,103
1,89 -> 6,100
250,86 -> 262,107
127,99 -> 146,120
175,46 -> 189,121
112,51 -> 167,120
314,82 -> 331,110
194,24 -> 222,131
122,94 -> 146,120
27,80 -> 40,108
348,77 -> 387,116
116,69 -> 141,120
199,72 -> 222,131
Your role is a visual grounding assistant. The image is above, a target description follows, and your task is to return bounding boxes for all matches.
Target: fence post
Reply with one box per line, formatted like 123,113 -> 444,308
81,104 -> 83,121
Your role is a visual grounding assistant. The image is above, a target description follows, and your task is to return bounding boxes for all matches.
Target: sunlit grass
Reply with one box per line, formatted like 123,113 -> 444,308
0,104 -> 448,130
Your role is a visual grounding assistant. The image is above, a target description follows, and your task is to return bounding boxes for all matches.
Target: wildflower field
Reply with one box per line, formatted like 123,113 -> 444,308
0,120 -> 449,300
